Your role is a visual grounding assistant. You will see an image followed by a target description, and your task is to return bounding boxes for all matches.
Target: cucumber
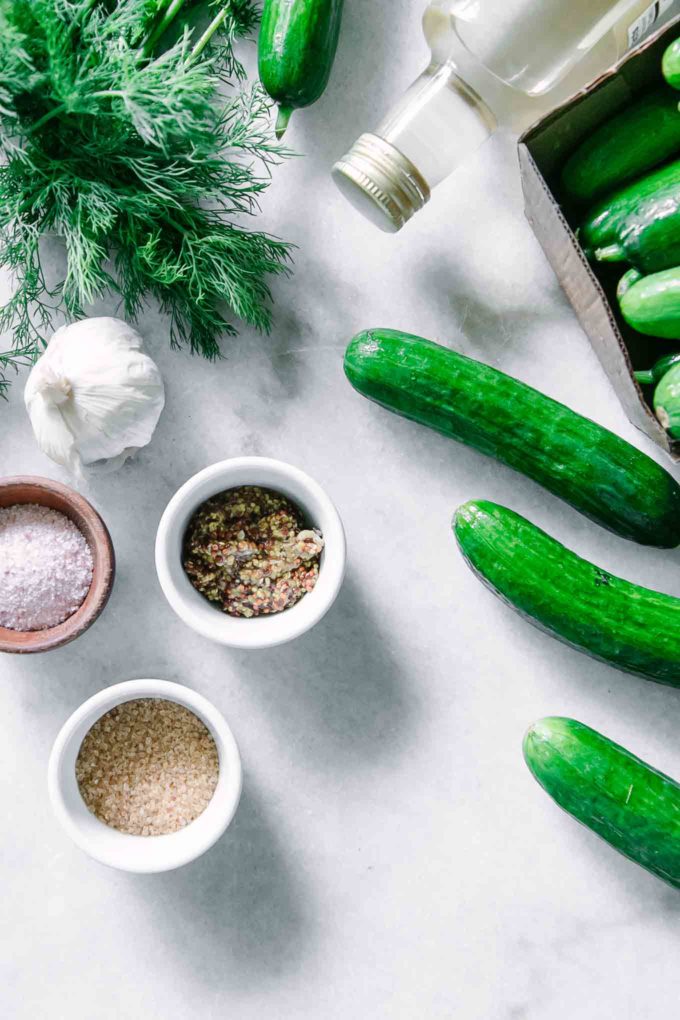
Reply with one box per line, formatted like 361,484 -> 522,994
619,266 -> 680,339
617,266 -> 643,300
561,89 -> 680,205
634,351 -> 680,385
258,0 -> 344,138
524,717 -> 680,889
453,499 -> 680,686
662,38 -> 680,91
654,361 -> 680,438
344,329 -> 680,547
633,352 -> 680,438
580,159 -> 680,273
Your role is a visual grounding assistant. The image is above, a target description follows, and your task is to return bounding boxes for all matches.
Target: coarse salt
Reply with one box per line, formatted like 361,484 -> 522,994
0,503 -> 93,631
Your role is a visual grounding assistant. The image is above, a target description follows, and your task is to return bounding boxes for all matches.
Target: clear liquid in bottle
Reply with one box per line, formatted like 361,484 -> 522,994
333,0 -> 678,231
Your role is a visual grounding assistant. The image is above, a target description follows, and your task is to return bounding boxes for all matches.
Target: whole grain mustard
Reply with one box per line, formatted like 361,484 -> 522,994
183,486 -> 324,618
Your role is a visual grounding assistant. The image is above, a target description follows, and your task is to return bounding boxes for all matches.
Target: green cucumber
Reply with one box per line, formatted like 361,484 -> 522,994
617,266 -> 643,300
344,329 -> 680,547
662,38 -> 680,91
580,159 -> 680,273
634,351 -> 680,385
654,361 -> 680,438
633,352 -> 680,438
619,266 -> 680,339
561,89 -> 680,205
258,0 -> 344,138
524,717 -> 680,889
453,499 -> 680,685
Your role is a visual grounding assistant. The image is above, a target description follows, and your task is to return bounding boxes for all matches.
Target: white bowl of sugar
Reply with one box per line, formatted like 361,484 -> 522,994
48,678 -> 242,873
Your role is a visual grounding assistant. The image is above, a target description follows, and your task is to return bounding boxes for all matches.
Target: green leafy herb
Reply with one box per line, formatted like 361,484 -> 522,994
0,0 -> 293,395
0,342 -> 33,398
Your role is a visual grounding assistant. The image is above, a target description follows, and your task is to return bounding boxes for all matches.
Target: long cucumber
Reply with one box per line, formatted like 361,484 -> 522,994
634,351 -> 680,386
344,329 -> 680,547
258,0 -> 344,138
453,499 -> 680,686
634,353 -> 680,439
561,89 -> 680,205
619,266 -> 680,339
654,361 -> 680,439
524,717 -> 680,889
663,38 -> 680,91
580,159 -> 680,273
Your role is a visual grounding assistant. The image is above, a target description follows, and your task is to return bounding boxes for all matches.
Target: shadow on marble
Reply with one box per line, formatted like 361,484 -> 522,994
254,304 -> 316,403
649,885 -> 680,915
293,1 -> 404,166
130,781 -> 313,990
415,262 -> 565,364
554,818 -> 680,915
471,571 -> 680,706
228,573 -> 420,774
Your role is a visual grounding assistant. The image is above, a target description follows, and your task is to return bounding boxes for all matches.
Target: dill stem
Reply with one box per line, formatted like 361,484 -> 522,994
27,90 -> 125,134
69,0 -> 99,35
162,209 -> 192,236
142,0 -> 190,58
191,8 -> 231,61
79,0 -> 99,20
27,104 -> 72,134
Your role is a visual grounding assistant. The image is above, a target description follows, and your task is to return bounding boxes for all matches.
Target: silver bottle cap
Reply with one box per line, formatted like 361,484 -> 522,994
332,134 -> 431,233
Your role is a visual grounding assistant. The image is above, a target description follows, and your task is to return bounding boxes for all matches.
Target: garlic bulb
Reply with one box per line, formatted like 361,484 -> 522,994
24,318 -> 165,474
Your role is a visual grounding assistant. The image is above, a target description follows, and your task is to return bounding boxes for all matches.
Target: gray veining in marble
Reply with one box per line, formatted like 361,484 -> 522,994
2,3 -> 680,1018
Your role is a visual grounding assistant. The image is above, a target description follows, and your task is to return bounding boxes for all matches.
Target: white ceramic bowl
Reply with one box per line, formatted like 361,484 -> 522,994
155,458 -> 346,649
47,679 -> 242,873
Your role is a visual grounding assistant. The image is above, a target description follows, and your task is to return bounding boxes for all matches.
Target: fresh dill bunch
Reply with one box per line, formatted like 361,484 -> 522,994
0,0 -> 293,394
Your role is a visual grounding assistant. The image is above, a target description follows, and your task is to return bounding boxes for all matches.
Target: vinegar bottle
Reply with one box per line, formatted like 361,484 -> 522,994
333,0 -> 679,232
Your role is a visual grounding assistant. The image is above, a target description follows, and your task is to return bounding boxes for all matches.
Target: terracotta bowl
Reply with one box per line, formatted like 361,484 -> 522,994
0,476 -> 115,654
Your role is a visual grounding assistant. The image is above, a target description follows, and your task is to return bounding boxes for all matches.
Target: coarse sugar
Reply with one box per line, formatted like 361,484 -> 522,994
75,698 -> 219,837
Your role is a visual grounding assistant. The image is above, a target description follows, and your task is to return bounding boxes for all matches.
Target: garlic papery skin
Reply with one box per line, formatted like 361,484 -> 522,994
24,317 -> 165,474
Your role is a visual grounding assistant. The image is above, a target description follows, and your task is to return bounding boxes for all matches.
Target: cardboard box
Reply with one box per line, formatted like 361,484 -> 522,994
519,14 -> 680,460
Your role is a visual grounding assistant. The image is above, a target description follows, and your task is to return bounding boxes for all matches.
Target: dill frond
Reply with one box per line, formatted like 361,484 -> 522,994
0,0 -> 293,394
0,341 -> 35,398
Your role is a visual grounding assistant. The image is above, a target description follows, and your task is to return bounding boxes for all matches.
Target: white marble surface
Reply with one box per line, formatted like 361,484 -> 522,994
3,4 -> 680,1018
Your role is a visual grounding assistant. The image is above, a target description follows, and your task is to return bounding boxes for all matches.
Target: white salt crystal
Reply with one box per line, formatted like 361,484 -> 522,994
0,503 -> 93,631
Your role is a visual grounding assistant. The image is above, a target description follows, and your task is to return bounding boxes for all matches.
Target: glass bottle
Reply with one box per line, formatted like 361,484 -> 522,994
333,0 -> 679,232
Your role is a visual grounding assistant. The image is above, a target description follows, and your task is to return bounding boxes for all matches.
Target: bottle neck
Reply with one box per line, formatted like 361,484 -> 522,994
333,63 -> 496,232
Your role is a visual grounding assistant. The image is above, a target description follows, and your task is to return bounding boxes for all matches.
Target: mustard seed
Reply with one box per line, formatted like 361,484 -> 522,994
182,485 -> 324,619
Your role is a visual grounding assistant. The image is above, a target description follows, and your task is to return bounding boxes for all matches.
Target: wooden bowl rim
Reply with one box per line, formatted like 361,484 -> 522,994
0,475 -> 115,654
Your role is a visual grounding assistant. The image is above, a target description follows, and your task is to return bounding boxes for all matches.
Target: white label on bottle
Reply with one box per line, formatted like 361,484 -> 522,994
628,0 -> 675,50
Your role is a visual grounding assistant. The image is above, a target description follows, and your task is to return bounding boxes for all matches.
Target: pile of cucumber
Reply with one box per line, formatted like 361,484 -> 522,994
344,327 -> 680,889
565,37 -> 680,440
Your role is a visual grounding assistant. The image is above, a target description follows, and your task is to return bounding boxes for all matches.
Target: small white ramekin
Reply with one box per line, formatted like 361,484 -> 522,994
155,457 -> 346,649
47,679 -> 242,874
